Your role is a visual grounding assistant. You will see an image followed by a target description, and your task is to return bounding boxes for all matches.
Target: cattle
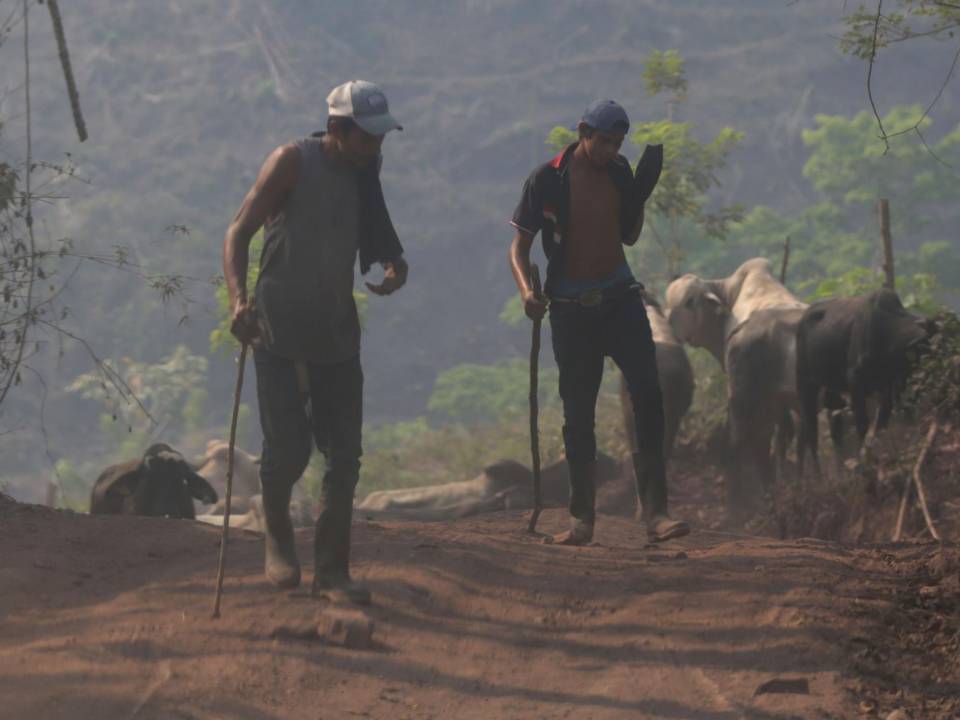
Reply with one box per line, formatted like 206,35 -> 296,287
796,289 -> 931,477
665,258 -> 807,506
355,453 -> 621,521
193,440 -> 262,508
90,443 -> 218,518
195,493 -> 315,533
192,439 -> 310,526
620,290 -> 694,463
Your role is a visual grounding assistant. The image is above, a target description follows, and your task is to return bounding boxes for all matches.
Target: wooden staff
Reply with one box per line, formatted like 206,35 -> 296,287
212,342 -> 248,618
527,265 -> 544,534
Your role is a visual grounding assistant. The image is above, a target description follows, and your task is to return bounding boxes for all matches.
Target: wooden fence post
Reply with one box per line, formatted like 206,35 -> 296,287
879,199 -> 895,290
779,236 -> 791,285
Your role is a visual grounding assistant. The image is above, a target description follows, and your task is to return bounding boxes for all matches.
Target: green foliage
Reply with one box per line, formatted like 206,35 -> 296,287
903,310 -> 960,421
357,415 -> 563,496
210,230 -> 370,355
545,126 -> 577,152
801,107 -> 960,218
642,49 -> 688,102
210,231 -> 262,355
427,359 -> 559,423
803,267 -> 947,316
695,106 -> 960,297
840,2 -> 960,59
53,459 -> 92,512
630,120 -> 744,274
68,344 -> 209,457
182,388 -> 209,434
357,371 -> 628,498
634,50 -> 745,277
499,294 -> 526,327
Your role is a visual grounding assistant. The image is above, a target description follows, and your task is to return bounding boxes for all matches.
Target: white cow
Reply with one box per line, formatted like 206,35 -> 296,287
665,258 -> 807,506
356,454 -> 621,521
193,440 -> 262,503
193,440 -> 311,532
195,493 -> 314,533
620,291 -> 694,464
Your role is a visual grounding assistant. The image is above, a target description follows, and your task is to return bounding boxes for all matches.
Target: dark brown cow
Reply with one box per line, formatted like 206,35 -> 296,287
796,289 -> 931,477
90,443 -> 218,518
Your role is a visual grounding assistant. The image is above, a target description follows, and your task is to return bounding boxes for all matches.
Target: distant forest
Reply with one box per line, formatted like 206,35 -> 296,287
1,0 -> 957,500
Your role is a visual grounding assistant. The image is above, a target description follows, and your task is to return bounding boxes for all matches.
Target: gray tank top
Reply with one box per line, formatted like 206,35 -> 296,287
255,136 -> 360,364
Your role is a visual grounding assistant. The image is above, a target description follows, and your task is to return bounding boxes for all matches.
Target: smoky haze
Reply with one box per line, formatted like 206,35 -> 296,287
0,0 -> 957,489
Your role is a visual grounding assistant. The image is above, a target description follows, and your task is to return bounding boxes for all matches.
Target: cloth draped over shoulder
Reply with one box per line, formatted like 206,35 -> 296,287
337,132 -> 405,274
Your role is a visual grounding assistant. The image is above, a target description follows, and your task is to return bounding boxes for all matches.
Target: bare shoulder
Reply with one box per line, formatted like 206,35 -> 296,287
268,142 -> 302,175
253,142 -> 302,194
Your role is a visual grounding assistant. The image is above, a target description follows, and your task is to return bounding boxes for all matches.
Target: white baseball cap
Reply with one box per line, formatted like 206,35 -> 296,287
326,80 -> 403,136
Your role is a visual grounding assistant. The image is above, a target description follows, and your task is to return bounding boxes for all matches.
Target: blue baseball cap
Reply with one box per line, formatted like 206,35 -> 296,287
581,99 -> 630,133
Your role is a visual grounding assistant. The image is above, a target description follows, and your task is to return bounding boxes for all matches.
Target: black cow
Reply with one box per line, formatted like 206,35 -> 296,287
90,443 -> 218,518
796,289 -> 930,477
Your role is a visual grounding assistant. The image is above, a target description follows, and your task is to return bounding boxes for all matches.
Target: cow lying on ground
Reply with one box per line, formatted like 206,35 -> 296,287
665,258 -> 807,505
195,493 -> 314,533
356,453 -> 620,521
796,288 -> 931,477
90,443 -> 218,518
192,440 -> 311,530
620,290 -> 694,463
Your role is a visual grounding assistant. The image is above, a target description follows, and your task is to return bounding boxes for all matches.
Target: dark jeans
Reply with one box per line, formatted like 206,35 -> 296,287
254,349 -> 363,501
549,288 -> 666,520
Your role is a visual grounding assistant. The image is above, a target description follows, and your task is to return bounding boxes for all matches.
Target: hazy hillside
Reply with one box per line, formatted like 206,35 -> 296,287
1,0 -> 957,472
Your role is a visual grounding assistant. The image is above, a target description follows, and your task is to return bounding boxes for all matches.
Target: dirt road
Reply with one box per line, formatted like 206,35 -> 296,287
4,490 -> 956,720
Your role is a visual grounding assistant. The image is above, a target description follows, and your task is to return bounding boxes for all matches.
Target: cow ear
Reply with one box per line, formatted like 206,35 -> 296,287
704,292 -> 725,314
184,469 -> 218,505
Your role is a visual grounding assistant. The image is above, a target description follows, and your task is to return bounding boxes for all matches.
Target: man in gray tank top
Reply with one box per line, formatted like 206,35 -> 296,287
223,80 -> 407,605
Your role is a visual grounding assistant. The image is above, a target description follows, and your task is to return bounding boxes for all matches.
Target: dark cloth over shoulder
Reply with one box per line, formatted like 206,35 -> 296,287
357,162 -> 403,274
310,132 -> 403,275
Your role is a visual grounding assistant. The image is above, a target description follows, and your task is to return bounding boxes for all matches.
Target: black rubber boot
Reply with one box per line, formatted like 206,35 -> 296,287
551,461 -> 596,546
261,481 -> 301,589
311,479 -> 370,605
632,452 -> 689,542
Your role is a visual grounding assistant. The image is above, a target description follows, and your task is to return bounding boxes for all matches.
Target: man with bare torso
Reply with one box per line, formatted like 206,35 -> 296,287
509,100 -> 689,545
223,81 -> 408,604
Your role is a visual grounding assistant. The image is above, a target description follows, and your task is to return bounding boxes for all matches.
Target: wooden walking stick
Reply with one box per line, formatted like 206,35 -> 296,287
527,264 -> 544,534
212,342 -> 248,619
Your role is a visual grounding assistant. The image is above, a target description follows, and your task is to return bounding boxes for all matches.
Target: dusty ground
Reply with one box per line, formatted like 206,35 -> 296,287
1,465 -> 958,720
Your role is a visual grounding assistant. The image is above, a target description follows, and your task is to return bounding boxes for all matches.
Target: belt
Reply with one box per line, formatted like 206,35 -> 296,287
549,282 -> 643,308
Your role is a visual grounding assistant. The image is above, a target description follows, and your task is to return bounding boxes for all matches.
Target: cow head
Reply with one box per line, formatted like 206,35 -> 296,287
194,440 -> 262,499
664,274 -> 730,364
138,443 -> 218,517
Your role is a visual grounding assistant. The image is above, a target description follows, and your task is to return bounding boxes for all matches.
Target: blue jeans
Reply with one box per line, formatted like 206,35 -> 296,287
549,287 -> 666,519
